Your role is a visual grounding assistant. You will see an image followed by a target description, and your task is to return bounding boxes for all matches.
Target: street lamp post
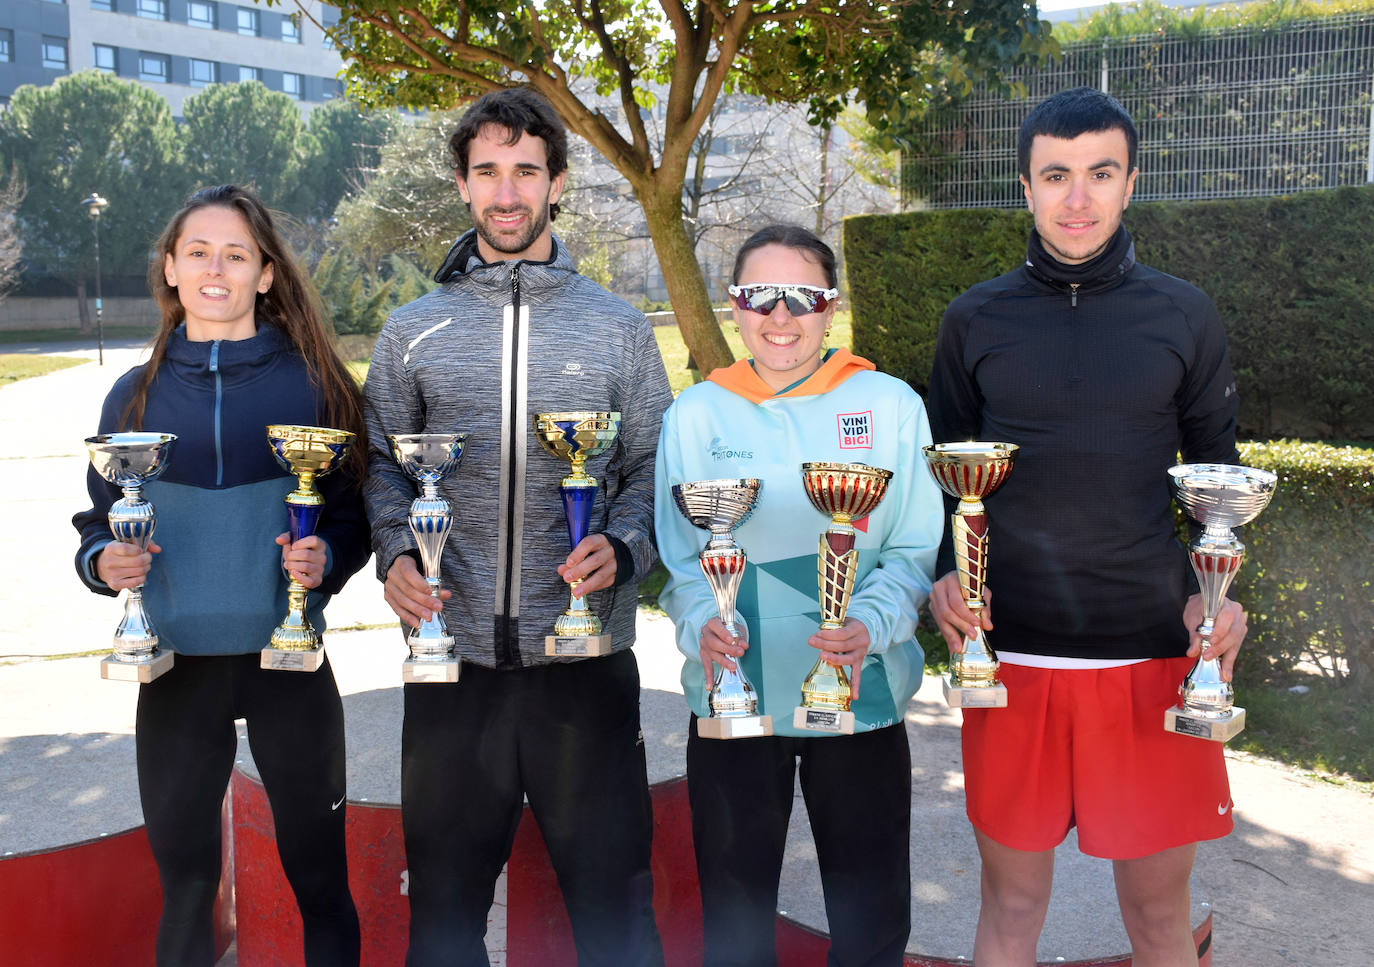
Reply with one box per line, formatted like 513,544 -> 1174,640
81,192 -> 109,366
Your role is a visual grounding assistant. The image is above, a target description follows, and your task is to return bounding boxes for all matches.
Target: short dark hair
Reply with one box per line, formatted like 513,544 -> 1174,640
1017,87 -> 1138,179
449,88 -> 568,220
731,224 -> 838,290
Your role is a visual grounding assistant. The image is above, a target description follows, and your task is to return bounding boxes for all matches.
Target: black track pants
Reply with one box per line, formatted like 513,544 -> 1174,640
400,649 -> 664,967
687,720 -> 912,967
135,653 -> 360,967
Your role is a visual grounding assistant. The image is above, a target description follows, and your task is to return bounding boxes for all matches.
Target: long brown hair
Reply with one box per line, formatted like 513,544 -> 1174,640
124,185 -> 368,480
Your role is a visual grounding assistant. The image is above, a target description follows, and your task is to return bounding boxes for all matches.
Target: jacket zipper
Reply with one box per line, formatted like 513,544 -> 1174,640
1069,283 -> 1080,308
209,341 -> 224,486
498,263 -> 522,667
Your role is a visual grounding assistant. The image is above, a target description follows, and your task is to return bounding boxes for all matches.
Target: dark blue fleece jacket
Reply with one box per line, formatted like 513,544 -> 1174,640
73,323 -> 370,656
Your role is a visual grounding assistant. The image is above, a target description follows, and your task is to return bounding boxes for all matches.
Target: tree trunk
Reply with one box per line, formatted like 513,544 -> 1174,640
638,186 -> 734,378
75,278 -> 92,334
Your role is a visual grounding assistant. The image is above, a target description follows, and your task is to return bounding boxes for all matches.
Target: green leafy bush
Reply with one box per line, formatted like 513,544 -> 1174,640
844,187 -> 1374,437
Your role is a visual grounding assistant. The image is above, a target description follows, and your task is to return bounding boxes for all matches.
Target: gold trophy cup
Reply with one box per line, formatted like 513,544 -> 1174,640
262,424 -> 354,671
532,411 -> 620,657
793,462 -> 893,734
922,442 -> 1018,708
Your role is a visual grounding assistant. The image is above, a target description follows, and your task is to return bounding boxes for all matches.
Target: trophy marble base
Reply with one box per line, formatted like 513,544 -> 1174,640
101,650 -> 174,683
261,646 -> 325,672
792,706 -> 855,734
1165,704 -> 1246,742
545,634 -> 612,657
697,714 -> 773,740
403,658 -> 461,684
943,675 -> 1009,708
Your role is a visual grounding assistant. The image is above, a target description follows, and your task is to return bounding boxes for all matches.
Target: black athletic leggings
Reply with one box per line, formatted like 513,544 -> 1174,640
135,653 -> 360,967
687,720 -> 913,967
400,649 -> 664,967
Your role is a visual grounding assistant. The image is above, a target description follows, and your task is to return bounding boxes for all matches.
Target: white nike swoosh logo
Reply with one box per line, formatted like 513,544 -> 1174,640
331,795 -> 346,811
1218,801 -> 1232,816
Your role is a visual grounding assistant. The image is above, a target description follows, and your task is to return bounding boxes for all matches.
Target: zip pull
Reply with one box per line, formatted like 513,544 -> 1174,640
510,263 -> 521,306
1069,283 -> 1079,308
209,340 -> 221,372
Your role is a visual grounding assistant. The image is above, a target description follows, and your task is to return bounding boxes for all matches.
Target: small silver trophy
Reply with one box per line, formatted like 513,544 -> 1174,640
672,478 -> 772,739
85,432 -> 178,682
1166,463 -> 1278,742
389,432 -> 469,683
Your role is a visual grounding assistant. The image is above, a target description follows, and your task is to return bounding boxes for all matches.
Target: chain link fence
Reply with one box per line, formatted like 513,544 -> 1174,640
901,13 -> 1374,208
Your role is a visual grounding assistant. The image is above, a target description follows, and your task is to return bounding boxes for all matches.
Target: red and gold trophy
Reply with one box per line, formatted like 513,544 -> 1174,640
922,442 -> 1018,708
793,462 -> 893,734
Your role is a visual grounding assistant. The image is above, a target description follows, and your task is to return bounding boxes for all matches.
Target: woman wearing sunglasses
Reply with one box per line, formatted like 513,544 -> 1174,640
653,224 -> 944,964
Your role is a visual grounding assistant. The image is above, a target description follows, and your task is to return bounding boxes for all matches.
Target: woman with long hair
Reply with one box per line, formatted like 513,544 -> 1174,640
654,224 -> 944,965
73,185 -> 367,966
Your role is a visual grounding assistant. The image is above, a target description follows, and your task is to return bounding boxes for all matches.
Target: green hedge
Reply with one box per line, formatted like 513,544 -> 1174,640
843,186 -> 1374,439
1227,440 -> 1374,696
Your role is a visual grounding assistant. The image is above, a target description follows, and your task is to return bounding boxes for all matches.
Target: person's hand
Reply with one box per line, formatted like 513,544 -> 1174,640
557,534 -> 617,595
928,571 -> 992,654
95,540 -> 160,590
699,616 -> 747,690
385,554 -> 449,629
276,533 -> 327,590
809,617 -> 871,700
1184,594 -> 1247,682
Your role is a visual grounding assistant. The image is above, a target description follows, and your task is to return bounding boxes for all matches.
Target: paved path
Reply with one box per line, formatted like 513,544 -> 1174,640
1,342 -> 1371,965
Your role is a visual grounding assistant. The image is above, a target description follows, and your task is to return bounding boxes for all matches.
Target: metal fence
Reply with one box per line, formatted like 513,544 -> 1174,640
901,13 -> 1374,208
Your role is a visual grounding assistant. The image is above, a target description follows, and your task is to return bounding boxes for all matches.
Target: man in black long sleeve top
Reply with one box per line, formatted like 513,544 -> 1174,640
927,87 -> 1245,967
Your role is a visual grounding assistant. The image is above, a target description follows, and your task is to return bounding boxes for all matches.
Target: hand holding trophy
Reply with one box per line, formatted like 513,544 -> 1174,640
389,432 -> 469,683
532,411 -> 619,657
922,442 -> 1018,708
1165,462 -> 1276,741
262,424 -> 354,671
672,478 -> 772,739
85,432 -> 178,682
793,461 -> 893,734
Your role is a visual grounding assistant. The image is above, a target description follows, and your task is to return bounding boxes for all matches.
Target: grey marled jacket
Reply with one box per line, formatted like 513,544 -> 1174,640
362,230 -> 673,669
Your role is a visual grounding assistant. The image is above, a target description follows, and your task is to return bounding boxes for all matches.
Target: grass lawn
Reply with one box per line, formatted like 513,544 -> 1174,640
0,326 -> 157,345
0,353 -> 86,384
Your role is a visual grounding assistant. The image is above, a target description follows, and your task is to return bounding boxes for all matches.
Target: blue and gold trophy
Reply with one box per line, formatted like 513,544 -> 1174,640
262,424 -> 354,672
532,411 -> 620,657
85,432 -> 178,682
389,432 -> 469,683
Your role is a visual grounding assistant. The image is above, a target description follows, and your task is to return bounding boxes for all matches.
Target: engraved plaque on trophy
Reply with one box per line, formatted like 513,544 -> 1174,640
261,424 -> 354,672
1165,463 -> 1277,742
793,462 -> 893,734
85,432 -> 178,683
672,478 -> 772,739
922,442 -> 1018,708
532,411 -> 620,657
389,432 -> 469,683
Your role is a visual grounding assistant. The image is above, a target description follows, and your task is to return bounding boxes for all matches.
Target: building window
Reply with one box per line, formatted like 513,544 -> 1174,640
42,36 -> 69,70
0,30 -> 12,63
137,0 -> 168,21
91,0 -> 113,10
138,51 -> 169,82
189,58 -> 217,87
187,2 -> 217,29
93,43 -> 117,73
237,8 -> 260,36
282,17 -> 301,44
238,65 -> 261,83
282,72 -> 303,99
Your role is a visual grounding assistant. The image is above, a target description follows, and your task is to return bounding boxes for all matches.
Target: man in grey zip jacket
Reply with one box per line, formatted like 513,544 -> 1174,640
362,88 -> 670,966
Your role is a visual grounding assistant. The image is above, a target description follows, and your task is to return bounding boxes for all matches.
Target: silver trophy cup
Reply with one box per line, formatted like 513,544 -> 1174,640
671,478 -> 771,739
1166,462 -> 1277,742
389,433 -> 469,683
85,432 -> 178,682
